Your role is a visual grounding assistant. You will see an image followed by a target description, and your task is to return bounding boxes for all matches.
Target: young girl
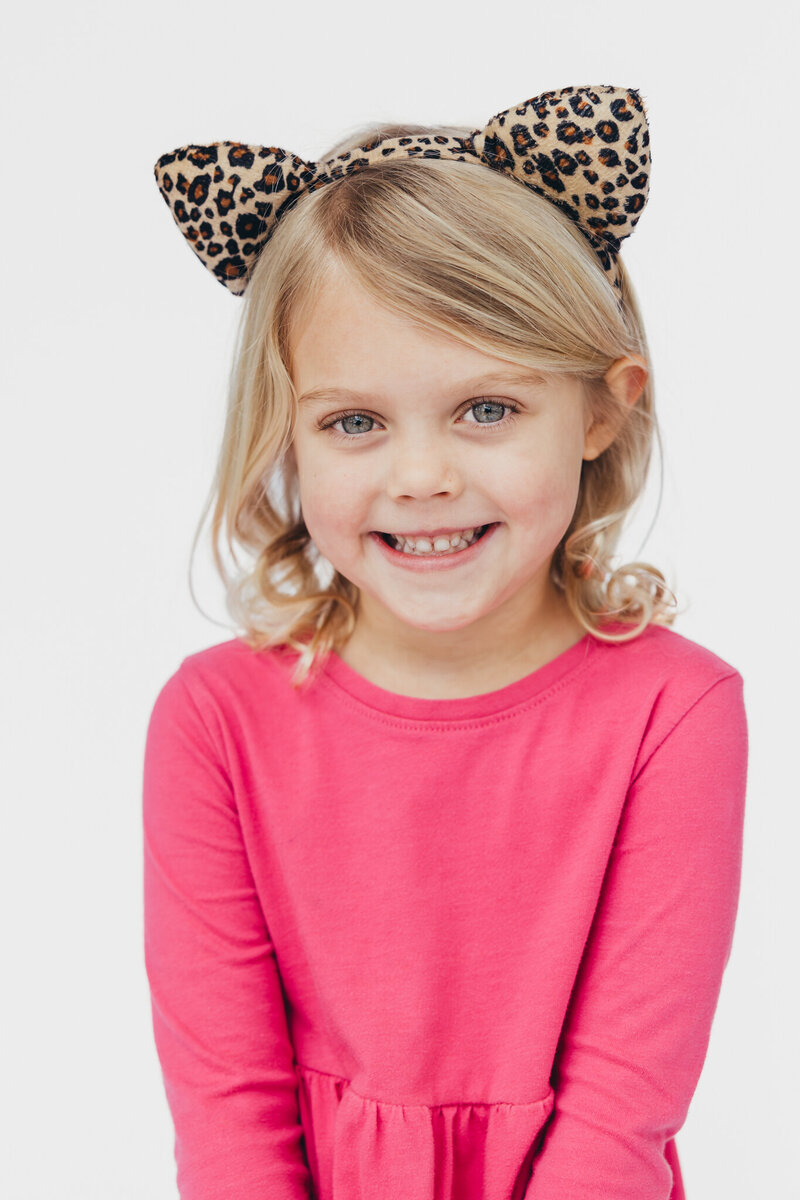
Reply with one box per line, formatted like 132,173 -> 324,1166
144,84 -> 748,1200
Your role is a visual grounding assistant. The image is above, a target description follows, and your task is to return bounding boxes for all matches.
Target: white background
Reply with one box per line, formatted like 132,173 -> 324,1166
1,2 -> 797,1197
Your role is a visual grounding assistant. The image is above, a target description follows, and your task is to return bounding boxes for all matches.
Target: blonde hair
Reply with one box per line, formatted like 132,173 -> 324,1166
188,120 -> 680,689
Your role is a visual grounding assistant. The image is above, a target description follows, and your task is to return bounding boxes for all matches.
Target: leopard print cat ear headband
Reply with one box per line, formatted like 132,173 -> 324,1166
153,83 -> 651,300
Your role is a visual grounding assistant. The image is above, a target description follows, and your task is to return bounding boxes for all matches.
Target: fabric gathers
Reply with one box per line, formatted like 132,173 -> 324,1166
142,622 -> 748,1199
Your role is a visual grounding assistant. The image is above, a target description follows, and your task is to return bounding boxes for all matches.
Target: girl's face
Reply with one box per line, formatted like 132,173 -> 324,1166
287,266 -> 622,662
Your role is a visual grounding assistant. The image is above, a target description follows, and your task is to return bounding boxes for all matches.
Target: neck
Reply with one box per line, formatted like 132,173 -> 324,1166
337,589 -> 584,700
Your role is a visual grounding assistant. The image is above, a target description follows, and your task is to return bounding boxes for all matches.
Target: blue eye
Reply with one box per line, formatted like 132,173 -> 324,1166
319,398 -> 521,439
463,400 -> 513,425
326,412 -> 376,437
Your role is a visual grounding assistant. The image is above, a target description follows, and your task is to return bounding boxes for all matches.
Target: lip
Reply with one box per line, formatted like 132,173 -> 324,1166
368,523 -> 500,571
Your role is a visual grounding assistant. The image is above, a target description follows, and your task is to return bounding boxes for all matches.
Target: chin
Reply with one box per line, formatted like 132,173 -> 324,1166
385,605 -> 486,634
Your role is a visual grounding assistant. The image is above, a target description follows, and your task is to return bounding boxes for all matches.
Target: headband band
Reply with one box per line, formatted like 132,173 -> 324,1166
154,83 -> 651,299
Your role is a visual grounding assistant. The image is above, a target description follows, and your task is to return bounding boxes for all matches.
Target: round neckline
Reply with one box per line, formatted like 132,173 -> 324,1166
317,630 -> 598,723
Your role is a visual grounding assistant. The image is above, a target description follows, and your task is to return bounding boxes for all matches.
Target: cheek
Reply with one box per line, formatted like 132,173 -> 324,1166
500,452 -> 581,526
294,449 -> 368,542
313,493 -> 360,536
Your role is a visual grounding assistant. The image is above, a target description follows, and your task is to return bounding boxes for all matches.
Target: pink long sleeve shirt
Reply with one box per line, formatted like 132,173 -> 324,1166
142,621 -> 748,1200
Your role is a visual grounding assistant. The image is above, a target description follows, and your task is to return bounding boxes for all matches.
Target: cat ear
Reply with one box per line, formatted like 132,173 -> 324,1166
153,143 -> 317,295
471,83 -> 651,279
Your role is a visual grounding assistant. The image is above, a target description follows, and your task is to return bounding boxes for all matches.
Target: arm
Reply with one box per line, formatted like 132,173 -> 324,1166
525,670 -> 748,1200
143,666 -> 312,1200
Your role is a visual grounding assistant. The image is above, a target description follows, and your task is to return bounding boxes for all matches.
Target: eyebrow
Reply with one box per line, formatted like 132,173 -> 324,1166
297,370 -> 549,407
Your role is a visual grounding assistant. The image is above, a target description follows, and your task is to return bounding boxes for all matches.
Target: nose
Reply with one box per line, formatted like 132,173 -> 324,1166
385,433 -> 463,501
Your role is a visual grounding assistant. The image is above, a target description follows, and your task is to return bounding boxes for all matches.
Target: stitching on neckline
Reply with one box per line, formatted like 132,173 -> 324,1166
315,639 -> 595,732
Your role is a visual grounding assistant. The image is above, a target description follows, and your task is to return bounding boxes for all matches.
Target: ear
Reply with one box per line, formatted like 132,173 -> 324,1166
583,354 -> 648,461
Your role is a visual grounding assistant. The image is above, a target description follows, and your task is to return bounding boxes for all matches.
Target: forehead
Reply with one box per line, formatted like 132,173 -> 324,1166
289,266 -> 562,406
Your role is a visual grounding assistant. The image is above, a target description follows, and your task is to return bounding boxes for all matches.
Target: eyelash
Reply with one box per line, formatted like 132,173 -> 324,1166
318,398 -> 522,441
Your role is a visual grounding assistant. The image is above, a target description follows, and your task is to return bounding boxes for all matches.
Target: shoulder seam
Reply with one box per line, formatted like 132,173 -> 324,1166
630,669 -> 743,787
174,662 -> 234,783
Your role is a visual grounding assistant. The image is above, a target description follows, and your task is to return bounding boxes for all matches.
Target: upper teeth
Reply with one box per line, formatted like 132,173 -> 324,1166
387,527 -> 482,554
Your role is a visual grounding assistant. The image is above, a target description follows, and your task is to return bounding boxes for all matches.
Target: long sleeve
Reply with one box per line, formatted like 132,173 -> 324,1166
142,666 -> 312,1200
525,670 -> 748,1200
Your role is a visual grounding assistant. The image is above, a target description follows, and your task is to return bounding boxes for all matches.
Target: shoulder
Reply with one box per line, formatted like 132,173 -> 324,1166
145,638 -> 328,790
147,637 -> 297,733
593,621 -> 742,686
179,635 -> 280,685
587,622 -> 746,774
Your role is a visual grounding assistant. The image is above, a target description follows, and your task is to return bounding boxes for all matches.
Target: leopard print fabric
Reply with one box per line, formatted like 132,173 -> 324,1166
154,83 -> 650,298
